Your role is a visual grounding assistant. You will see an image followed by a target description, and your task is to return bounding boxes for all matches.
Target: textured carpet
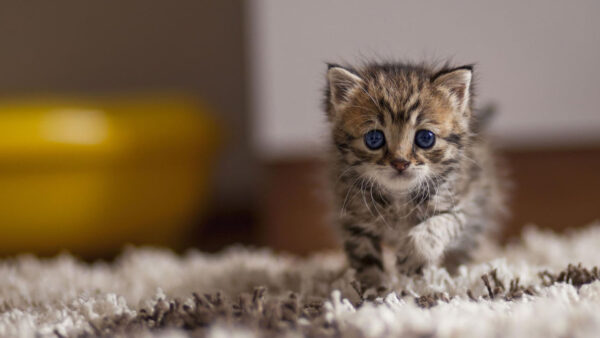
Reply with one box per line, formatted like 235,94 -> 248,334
2,224 -> 600,338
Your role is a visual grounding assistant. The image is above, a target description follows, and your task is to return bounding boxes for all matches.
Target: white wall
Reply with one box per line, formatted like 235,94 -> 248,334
247,0 -> 600,159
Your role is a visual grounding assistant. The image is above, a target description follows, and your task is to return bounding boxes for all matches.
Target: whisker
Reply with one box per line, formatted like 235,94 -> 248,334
368,177 -> 391,228
359,177 -> 377,218
340,174 -> 364,216
335,165 -> 359,185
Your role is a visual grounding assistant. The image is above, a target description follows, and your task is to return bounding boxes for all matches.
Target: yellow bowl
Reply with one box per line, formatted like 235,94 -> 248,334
0,94 -> 220,256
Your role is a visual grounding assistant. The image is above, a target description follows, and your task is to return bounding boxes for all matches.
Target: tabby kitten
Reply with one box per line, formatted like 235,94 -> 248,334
324,61 -> 504,287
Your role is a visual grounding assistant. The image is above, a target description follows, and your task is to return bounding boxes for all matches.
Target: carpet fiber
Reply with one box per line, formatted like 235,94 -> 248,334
2,224 -> 600,337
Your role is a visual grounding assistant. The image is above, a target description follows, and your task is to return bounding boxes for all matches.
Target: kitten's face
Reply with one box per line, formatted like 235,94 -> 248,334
326,64 -> 472,194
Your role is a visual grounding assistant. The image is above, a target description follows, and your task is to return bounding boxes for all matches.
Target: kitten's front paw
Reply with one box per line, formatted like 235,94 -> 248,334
396,238 -> 426,275
396,252 -> 426,275
355,266 -> 387,289
396,229 -> 445,276
361,285 -> 390,301
408,226 -> 445,264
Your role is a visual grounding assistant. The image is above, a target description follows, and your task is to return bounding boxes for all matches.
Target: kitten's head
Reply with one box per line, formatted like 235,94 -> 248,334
325,62 -> 474,194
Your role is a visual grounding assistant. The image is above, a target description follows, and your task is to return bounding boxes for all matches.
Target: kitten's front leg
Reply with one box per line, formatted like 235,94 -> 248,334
341,223 -> 385,287
396,211 -> 466,275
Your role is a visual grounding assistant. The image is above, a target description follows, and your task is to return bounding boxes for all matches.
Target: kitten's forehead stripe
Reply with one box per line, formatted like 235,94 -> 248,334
376,109 -> 386,126
405,99 -> 422,125
404,89 -> 420,108
379,97 -> 395,117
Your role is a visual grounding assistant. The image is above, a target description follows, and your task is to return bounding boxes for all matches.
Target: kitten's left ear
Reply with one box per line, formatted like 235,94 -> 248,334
432,66 -> 473,113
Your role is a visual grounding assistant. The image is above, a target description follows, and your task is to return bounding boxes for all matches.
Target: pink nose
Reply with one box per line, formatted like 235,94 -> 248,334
390,158 -> 410,172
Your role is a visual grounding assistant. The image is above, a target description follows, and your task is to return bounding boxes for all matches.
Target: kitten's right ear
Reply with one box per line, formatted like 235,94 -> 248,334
327,64 -> 363,110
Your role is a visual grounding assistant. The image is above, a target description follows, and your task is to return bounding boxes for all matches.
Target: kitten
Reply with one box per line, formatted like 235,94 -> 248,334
324,61 -> 505,287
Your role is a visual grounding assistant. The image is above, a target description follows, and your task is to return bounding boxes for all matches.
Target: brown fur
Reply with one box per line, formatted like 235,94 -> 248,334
324,61 -> 506,288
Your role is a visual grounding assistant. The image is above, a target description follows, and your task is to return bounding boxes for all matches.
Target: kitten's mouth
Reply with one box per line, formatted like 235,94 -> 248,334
390,170 -> 414,179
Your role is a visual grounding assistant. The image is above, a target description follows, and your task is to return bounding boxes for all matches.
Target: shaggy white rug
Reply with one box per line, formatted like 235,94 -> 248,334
1,224 -> 600,338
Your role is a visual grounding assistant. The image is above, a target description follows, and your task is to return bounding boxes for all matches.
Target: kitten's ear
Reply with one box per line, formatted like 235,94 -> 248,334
432,66 -> 473,113
327,64 -> 364,110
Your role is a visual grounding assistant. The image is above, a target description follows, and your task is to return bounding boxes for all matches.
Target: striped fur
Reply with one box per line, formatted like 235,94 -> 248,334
324,61 -> 506,287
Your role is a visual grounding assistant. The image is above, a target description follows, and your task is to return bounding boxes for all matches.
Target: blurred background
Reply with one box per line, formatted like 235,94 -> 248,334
0,0 -> 598,259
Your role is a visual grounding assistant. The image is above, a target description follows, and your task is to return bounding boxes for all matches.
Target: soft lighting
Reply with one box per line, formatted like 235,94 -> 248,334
41,109 -> 108,145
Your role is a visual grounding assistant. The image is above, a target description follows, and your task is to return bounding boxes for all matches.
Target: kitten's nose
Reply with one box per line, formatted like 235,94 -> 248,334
390,158 -> 411,172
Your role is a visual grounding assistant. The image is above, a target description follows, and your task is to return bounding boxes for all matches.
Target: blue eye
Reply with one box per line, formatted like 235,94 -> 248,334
364,130 -> 385,150
415,130 -> 436,149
